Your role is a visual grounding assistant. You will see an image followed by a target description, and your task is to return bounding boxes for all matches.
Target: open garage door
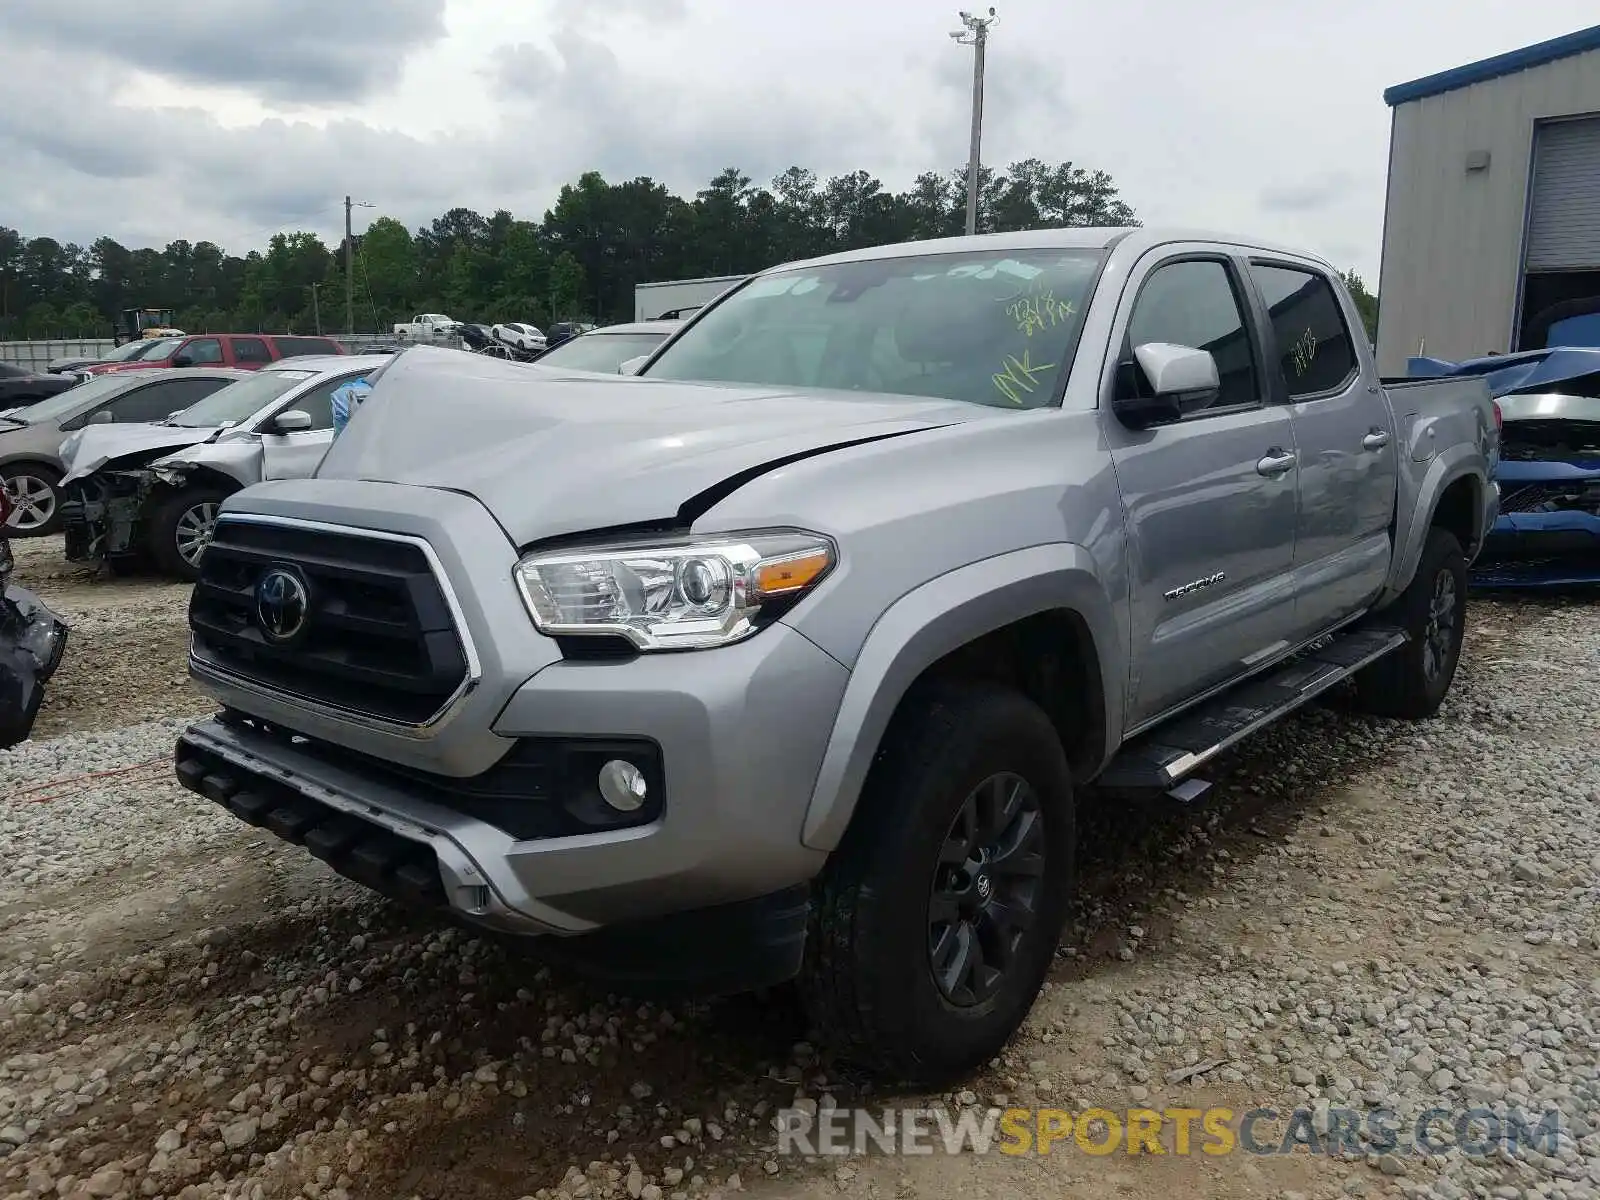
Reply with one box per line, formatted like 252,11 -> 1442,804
1526,116 -> 1600,272
1520,116 -> 1600,349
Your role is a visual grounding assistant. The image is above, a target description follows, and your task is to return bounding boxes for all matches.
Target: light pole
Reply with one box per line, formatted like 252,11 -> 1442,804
950,8 -> 997,237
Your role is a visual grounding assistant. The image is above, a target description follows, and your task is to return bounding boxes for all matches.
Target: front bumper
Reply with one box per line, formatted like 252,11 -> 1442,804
61,471 -> 153,562
182,482 -> 846,941
1472,458 -> 1600,588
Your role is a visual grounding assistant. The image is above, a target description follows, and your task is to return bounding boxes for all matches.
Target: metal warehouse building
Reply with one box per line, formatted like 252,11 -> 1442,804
1377,24 -> 1600,374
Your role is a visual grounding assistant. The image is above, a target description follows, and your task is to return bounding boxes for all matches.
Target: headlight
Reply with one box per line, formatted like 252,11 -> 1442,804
515,529 -> 835,651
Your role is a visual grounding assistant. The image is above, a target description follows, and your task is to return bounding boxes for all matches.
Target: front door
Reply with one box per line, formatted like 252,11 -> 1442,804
1246,261 -> 1398,636
259,376 -> 346,481
1103,251 -> 1301,727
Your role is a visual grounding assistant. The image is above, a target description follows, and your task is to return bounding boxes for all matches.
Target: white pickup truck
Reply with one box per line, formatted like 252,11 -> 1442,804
393,314 -> 462,343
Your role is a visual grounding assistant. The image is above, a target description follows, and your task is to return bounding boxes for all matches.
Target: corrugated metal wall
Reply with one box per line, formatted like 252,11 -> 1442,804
1376,49 -> 1600,374
0,340 -> 116,372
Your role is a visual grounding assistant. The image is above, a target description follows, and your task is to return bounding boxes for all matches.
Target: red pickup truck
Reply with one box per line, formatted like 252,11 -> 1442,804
80,334 -> 345,379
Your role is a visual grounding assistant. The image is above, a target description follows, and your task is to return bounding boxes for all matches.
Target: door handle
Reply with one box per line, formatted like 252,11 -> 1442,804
1362,428 -> 1391,451
1256,449 -> 1297,477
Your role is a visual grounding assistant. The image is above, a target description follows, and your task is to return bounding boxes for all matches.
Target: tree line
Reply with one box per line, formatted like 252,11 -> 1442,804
0,158 -> 1378,341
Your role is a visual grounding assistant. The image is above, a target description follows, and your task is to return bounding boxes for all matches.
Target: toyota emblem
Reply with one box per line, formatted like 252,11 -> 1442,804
255,568 -> 310,643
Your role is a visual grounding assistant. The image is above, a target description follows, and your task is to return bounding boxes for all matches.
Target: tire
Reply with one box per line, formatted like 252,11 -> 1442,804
148,487 -> 228,582
798,682 -> 1075,1084
1352,526 -> 1467,720
2,464 -> 63,537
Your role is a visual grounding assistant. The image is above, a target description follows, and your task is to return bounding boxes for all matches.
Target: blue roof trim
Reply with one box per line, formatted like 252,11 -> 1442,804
1384,24 -> 1600,106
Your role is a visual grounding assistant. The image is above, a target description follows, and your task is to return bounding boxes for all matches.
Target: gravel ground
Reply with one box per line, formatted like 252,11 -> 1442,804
1,533 -> 1597,1200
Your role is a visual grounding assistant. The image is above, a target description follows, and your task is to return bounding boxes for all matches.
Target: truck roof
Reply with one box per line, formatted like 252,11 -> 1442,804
774,227 -> 1338,275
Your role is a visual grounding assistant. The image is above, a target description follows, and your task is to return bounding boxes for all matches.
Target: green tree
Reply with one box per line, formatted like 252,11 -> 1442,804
548,252 -> 586,323
3,154 -> 1142,332
1341,270 -> 1380,342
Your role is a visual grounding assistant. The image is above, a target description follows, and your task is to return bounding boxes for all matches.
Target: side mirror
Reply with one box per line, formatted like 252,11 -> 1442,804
270,409 -> 314,433
87,410 -> 114,425
617,355 -> 650,376
171,354 -> 194,368
1112,343 -> 1221,429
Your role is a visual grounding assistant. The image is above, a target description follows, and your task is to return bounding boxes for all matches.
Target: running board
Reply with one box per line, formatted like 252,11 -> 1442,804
1097,625 -> 1407,791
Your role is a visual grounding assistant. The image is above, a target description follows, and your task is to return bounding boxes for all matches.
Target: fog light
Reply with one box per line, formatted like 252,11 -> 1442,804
597,759 -> 647,812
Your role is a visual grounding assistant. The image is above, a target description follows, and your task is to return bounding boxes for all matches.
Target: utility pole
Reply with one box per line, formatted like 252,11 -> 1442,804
309,283 -> 322,334
950,8 -> 998,237
344,195 -> 354,338
343,196 -> 375,336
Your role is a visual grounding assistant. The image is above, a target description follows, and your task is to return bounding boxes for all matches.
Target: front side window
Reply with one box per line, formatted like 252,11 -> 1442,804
643,248 -> 1104,409
1127,259 -> 1259,410
1249,264 -> 1358,397
275,373 -> 368,430
169,369 -> 316,427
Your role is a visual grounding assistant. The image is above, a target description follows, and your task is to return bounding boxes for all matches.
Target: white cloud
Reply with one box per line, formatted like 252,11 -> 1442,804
1,0 -> 1596,280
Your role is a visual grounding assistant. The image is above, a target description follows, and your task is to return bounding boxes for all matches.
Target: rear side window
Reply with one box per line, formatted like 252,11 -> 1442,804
233,337 -> 271,364
1248,264 -> 1359,398
272,337 -> 341,359
108,378 -> 230,423
1126,259 -> 1259,411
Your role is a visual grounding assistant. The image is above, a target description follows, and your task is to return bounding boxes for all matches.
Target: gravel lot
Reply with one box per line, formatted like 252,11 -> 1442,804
1,534 -> 1597,1200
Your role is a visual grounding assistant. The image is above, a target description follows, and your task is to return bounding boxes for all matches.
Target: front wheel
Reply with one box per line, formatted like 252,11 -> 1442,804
148,487 -> 228,582
2,465 -> 63,537
799,683 -> 1075,1084
1352,526 -> 1467,719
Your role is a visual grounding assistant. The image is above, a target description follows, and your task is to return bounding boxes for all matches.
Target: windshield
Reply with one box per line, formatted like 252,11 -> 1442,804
136,338 -> 185,361
538,331 -> 670,373
643,247 -> 1104,408
105,340 -> 156,362
9,374 -> 148,424
170,369 -> 314,427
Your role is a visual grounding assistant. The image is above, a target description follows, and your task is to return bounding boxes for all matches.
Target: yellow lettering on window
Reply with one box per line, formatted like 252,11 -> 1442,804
992,348 -> 1056,405
1289,327 -> 1319,377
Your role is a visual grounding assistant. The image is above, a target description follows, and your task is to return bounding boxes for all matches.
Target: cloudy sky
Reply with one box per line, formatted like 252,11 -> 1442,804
1,0 -> 1595,279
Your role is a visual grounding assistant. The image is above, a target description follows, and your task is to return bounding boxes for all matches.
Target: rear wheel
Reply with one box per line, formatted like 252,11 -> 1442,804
1352,526 -> 1467,719
799,683 -> 1075,1084
148,487 -> 228,582
1,464 -> 63,537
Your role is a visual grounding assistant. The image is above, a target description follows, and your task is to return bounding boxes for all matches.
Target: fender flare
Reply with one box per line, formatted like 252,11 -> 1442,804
799,542 -> 1122,851
1382,448 -> 1485,602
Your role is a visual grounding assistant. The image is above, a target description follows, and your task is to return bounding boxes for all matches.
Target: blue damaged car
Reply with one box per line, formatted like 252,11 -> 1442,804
1409,348 -> 1600,588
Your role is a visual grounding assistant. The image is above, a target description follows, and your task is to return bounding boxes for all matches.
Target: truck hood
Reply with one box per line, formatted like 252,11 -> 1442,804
318,345 -> 986,546
60,422 -> 218,483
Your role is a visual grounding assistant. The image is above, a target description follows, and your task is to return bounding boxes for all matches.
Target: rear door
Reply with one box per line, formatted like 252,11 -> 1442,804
1103,248 -> 1302,727
257,372 -> 356,480
1245,260 -> 1397,635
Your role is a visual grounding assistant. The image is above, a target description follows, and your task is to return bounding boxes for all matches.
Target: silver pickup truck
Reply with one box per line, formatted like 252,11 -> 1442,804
174,228 -> 1498,1083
